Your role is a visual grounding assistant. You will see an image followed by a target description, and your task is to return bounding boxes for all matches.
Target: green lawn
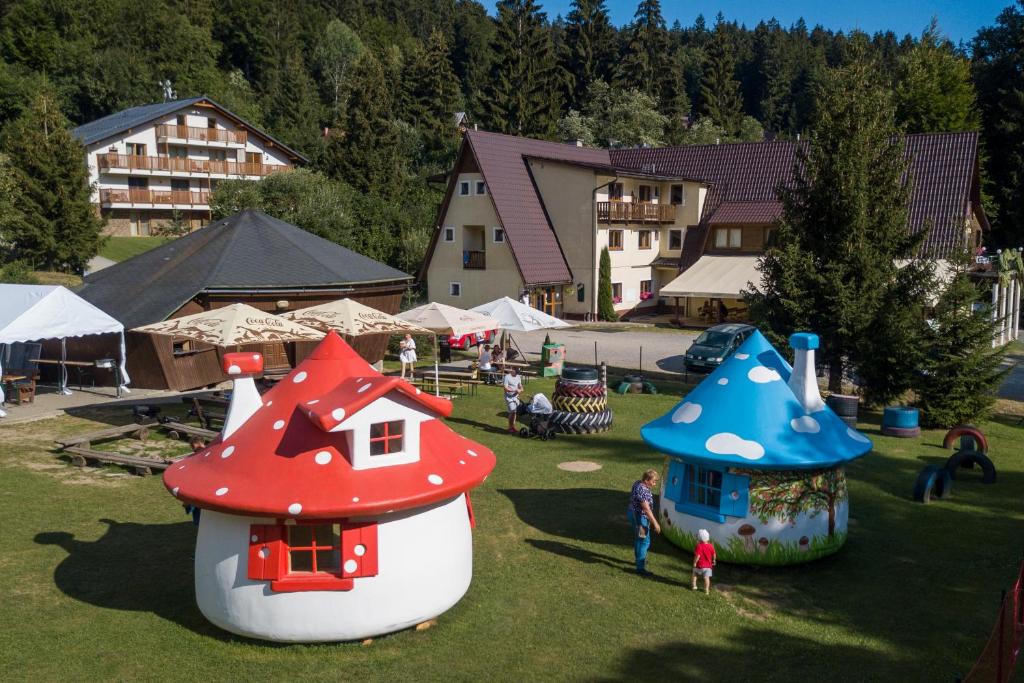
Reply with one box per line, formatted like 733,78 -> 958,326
99,236 -> 167,262
1,383 -> 1022,681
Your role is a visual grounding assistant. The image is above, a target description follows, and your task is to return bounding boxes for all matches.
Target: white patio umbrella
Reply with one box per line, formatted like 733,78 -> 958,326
470,296 -> 572,368
279,298 -> 431,336
132,303 -> 325,346
395,302 -> 499,395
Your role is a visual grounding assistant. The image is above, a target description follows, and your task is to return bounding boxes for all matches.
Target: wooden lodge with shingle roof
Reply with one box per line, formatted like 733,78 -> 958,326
421,130 -> 988,322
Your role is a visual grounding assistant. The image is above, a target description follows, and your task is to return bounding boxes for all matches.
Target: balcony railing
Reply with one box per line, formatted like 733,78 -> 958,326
155,124 -> 247,145
597,201 -> 675,223
463,250 -> 486,270
100,188 -> 211,206
98,153 -> 278,177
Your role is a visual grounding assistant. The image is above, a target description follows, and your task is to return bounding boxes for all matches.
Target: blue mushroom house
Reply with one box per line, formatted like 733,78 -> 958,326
641,330 -> 872,565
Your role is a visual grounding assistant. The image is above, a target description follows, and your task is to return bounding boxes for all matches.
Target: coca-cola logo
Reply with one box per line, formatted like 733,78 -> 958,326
247,316 -> 284,327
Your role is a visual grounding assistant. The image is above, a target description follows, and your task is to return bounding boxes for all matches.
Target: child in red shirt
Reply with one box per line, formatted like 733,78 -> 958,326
691,528 -> 716,594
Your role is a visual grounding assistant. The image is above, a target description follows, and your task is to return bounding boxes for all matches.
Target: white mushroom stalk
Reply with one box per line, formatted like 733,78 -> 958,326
787,333 -> 825,414
222,352 -> 265,438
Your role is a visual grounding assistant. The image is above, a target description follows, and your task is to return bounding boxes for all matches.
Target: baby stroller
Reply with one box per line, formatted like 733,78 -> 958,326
519,393 -> 556,440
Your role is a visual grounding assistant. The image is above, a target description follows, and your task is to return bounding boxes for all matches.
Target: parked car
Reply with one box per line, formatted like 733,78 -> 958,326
684,323 -> 756,372
448,329 -> 497,350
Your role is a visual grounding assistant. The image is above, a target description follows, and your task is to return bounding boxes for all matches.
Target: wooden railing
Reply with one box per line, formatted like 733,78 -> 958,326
597,201 -> 675,223
463,250 -> 486,270
155,124 -> 247,145
100,189 -> 211,206
98,153 -> 277,177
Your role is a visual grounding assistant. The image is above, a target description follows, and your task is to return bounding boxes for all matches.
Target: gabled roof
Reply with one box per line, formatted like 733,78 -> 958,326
71,96 -> 307,163
305,375 -> 453,432
641,330 -> 872,470
707,201 -> 783,225
77,210 -> 411,329
164,331 -> 496,518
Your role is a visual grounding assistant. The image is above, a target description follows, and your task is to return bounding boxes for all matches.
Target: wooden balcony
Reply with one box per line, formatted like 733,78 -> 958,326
463,250 -> 486,270
100,188 -> 211,207
155,124 -> 247,145
597,201 -> 675,223
98,153 -> 278,177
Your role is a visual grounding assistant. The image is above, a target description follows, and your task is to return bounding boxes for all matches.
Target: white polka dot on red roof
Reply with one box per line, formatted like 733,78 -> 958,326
356,377 -> 364,383
215,487 -> 229,496
273,420 -> 285,430
428,474 -> 444,485
357,383 -> 371,393
227,364 -> 241,374
344,559 -> 358,573
467,449 -> 477,457
331,408 -> 345,421
306,399 -> 319,405
459,460 -> 466,465
352,497 -> 360,502
314,451 -> 332,465
292,371 -> 307,383
288,503 -> 302,515
354,544 -> 366,556
265,400 -> 273,407
221,445 -> 235,458
251,354 -> 259,361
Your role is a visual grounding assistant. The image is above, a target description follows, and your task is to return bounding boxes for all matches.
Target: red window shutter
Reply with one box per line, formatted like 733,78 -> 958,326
247,524 -> 285,581
465,492 -> 476,529
341,522 -> 378,578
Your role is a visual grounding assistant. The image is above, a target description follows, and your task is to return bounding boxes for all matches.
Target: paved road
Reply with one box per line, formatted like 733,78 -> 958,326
509,326 -> 699,375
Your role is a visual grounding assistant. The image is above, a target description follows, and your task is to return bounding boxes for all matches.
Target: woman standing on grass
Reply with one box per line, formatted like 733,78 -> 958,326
399,333 -> 417,380
628,469 -> 661,576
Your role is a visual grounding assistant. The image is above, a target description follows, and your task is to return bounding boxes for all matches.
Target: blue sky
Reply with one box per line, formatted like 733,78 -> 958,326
494,1 -> 1010,45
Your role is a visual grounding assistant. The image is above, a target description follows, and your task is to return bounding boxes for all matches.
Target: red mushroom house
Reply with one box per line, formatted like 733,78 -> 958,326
163,331 -> 496,642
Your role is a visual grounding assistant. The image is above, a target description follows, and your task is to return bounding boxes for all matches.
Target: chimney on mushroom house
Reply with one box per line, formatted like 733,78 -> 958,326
221,352 -> 265,438
787,332 -> 825,414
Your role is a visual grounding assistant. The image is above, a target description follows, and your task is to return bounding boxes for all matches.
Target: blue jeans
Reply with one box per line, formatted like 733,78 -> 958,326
628,508 -> 651,572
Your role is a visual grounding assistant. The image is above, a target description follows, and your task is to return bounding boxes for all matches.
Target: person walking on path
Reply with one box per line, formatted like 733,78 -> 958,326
691,529 -> 717,593
628,469 -> 661,576
399,333 -> 417,380
502,366 -> 524,433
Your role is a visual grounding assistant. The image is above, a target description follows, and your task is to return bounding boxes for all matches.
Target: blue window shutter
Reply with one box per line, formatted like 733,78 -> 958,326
721,472 -> 750,517
665,460 -> 685,503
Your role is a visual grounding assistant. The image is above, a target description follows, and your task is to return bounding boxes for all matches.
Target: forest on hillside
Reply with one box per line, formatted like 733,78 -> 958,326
0,0 -> 1022,274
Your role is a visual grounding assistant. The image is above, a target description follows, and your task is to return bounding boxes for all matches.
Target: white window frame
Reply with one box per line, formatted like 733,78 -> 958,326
459,181 -> 470,196
442,226 -> 455,242
493,227 -> 505,244
476,181 -> 487,195
730,227 -> 742,248
449,282 -> 462,297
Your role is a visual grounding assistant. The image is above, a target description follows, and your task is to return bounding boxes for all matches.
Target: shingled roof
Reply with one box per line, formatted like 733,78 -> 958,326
77,210 -> 411,329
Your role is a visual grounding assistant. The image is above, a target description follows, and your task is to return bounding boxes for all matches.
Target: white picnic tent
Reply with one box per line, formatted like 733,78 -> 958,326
0,285 -> 130,415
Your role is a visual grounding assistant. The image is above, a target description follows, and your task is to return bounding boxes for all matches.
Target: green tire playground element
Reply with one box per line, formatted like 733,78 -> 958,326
616,381 -> 631,395
945,450 -> 996,484
561,367 -> 599,382
642,381 -> 658,394
913,465 -> 953,503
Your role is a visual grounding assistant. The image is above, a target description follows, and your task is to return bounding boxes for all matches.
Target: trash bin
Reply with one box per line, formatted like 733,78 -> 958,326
542,343 -> 565,377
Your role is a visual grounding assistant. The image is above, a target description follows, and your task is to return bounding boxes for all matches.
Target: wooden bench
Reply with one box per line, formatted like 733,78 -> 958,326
159,421 -> 219,442
62,445 -> 174,476
56,423 -> 152,450
411,378 -> 470,399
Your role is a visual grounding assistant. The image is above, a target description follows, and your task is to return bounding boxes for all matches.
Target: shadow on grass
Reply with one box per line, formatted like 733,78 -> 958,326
500,488 -> 631,546
525,539 -> 685,587
33,518 -> 285,644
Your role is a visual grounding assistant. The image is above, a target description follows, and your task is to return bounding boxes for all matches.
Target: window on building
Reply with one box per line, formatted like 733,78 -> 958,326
172,340 -> 194,356
611,282 -> 622,302
207,117 -> 217,129
608,182 -> 623,201
209,149 -> 227,162
443,226 -> 455,242
125,143 -> 146,156
176,114 -> 186,126
129,211 -> 151,237
459,181 -> 470,196
608,230 -> 623,251
671,185 -> 685,205
369,420 -> 404,456
171,179 -> 190,192
449,282 -> 462,297
640,280 -> 653,298
577,284 -> 585,303
168,145 -> 188,159
248,521 -> 379,592
714,228 -> 742,249
669,229 -> 683,250
476,181 -> 487,195
288,523 -> 341,573
685,464 -> 722,510
638,230 -> 652,249
764,227 -> 777,248
638,185 -> 652,202
493,227 -> 505,243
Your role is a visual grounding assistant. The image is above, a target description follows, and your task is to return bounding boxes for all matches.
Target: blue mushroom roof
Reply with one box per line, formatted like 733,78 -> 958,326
641,330 -> 872,470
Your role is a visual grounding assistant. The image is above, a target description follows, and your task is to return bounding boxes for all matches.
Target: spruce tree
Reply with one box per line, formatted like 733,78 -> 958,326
699,24 -> 744,137
3,93 -> 104,272
619,0 -> 671,102
402,29 -> 462,156
598,246 -> 616,321
895,20 -> 979,134
264,48 -> 322,155
483,0 -> 562,138
745,40 -> 923,394
914,249 -> 1008,427
562,0 -> 617,106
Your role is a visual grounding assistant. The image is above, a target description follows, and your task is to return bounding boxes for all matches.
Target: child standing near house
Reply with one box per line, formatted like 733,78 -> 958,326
691,528 -> 716,593
502,367 -> 524,433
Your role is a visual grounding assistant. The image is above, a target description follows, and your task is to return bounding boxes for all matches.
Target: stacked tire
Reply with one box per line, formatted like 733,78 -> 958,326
550,367 -> 613,434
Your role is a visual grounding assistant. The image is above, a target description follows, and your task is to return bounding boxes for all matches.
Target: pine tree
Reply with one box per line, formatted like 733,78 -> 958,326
562,0 -> 617,106
402,29 -> 462,156
914,249 -> 1008,427
3,93 -> 104,272
452,0 -> 495,120
264,48 -> 322,155
483,0 -> 562,138
745,40 -> 923,395
618,0 -> 671,102
699,24 -> 744,137
895,19 -> 979,134
598,246 -> 616,321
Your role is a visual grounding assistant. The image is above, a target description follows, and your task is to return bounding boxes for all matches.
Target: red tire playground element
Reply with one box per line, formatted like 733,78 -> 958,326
913,465 -> 953,503
945,450 -> 997,484
942,424 -> 989,454
554,381 -> 606,398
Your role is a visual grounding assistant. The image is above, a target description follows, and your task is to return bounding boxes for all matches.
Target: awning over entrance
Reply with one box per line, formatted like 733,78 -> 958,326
659,255 -> 761,299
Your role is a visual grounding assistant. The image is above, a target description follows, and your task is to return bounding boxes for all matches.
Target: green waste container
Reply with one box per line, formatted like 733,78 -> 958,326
541,343 -> 565,377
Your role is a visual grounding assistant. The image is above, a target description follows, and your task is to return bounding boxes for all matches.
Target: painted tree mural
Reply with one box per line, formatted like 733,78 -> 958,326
743,467 -> 847,537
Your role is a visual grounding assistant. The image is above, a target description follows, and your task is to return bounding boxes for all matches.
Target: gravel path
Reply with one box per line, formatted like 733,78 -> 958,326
508,326 -> 699,375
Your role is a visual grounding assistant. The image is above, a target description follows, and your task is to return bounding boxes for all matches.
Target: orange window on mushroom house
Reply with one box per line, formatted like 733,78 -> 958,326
369,420 -> 404,455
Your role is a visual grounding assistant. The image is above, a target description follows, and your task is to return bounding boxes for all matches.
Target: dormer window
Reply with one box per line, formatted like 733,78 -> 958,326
370,421 -> 404,455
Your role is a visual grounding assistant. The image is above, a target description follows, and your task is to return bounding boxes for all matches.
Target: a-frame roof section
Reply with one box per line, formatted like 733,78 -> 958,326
466,130 -> 611,285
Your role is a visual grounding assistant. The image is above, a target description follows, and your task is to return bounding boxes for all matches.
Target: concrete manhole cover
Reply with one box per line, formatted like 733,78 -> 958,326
558,461 -> 602,472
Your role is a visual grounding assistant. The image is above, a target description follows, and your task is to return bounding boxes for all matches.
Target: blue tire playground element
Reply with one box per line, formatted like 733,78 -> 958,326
883,406 -> 920,429
945,450 -> 996,484
913,465 -> 952,503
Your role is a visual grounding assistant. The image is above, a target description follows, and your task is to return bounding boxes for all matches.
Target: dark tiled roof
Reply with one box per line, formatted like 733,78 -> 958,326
77,210 -> 410,328
707,201 -> 784,225
71,96 -> 308,163
466,130 -> 611,284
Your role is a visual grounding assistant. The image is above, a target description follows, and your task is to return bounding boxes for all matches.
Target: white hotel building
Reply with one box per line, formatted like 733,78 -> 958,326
72,96 -> 305,236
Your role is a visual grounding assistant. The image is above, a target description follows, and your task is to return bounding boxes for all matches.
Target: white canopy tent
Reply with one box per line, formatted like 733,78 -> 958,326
0,285 -> 130,416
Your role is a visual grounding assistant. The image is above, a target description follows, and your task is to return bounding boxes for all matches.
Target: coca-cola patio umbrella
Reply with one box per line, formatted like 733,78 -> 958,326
132,303 -> 325,347
278,298 -> 431,337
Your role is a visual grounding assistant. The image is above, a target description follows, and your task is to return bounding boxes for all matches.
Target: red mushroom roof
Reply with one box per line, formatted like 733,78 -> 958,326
163,331 -> 496,518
